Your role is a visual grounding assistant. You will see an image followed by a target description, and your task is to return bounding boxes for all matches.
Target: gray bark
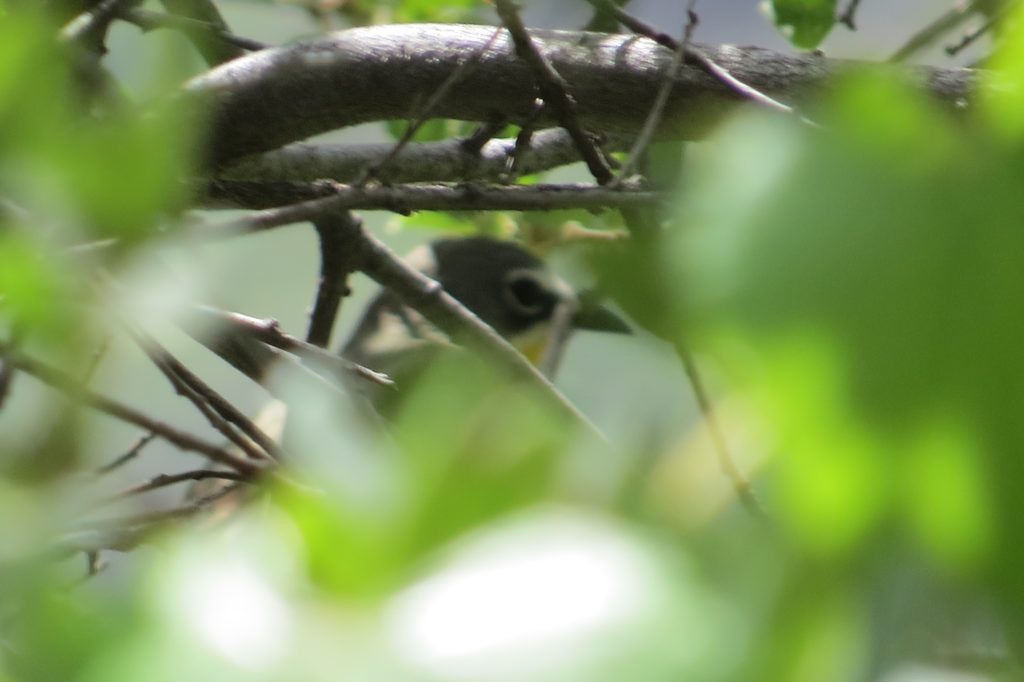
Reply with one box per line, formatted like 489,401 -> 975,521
184,23 -> 976,167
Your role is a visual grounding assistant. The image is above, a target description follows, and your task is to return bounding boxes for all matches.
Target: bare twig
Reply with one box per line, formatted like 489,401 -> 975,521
363,27 -> 504,185
59,0 -> 143,43
944,0 -> 1020,58
94,431 -> 157,474
673,340 -> 766,520
81,336 -> 110,384
613,5 -> 696,186
98,469 -> 248,504
0,343 -> 259,476
201,180 -> 659,215
129,328 -> 283,461
537,300 -> 576,379
585,0 -> 807,120
307,212 -> 363,348
55,483 -> 243,555
154,0 -> 250,64
188,305 -> 392,387
118,8 -> 268,53
0,360 -> 15,410
945,14 -> 998,57
838,0 -> 864,30
461,118 -> 509,157
889,1 -> 977,62
494,0 -> 614,184
0,327 -> 23,409
507,100 -> 546,180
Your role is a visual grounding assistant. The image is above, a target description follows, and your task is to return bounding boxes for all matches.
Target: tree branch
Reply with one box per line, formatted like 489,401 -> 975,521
0,343 -> 259,476
185,23 -> 974,166
222,128 -> 625,186
201,180 -> 658,213
307,212 -> 362,348
494,0 -> 614,184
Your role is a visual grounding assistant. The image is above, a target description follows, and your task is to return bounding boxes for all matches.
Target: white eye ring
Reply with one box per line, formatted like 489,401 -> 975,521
503,269 -> 550,316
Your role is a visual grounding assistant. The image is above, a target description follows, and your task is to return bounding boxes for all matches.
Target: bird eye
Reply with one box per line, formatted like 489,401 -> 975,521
504,270 -> 550,315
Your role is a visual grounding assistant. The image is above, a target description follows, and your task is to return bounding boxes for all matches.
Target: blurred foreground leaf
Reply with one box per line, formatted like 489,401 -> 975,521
682,71 -> 1016,590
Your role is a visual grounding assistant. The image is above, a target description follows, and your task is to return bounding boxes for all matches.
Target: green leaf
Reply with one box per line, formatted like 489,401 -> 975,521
767,0 -> 838,49
0,234 -> 80,341
981,3 -> 1024,140
681,71 -> 1015,569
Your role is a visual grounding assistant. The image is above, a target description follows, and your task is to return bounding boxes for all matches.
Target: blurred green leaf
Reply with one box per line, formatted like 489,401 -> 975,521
385,119 -> 473,144
0,233 -> 81,341
388,0 -> 480,23
981,3 -> 1024,140
392,353 -> 570,554
682,71 -> 1018,574
756,334 -> 890,558
767,0 -> 838,49
0,8 -> 197,244
902,418 -> 993,573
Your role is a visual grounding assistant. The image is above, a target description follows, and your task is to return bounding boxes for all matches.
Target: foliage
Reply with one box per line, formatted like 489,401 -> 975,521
766,0 -> 839,49
0,2 -> 1021,682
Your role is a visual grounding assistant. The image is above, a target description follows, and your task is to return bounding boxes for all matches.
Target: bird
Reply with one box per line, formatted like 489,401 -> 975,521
339,236 -> 628,414
188,236 -> 627,505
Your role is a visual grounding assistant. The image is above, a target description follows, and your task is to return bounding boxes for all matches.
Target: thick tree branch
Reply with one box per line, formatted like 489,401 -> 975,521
220,129 -> 632,185
201,180 -> 658,212
185,23 -> 975,166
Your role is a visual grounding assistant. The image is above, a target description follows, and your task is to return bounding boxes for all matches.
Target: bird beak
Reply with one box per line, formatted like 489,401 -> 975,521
572,293 -> 631,334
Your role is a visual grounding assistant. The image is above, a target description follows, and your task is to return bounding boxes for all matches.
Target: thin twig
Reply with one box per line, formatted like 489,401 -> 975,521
81,336 -> 110,384
0,361 -> 15,410
537,300 -> 577,379
889,1 -> 977,62
945,14 -> 997,56
461,118 -> 509,157
362,27 -> 504,185
0,343 -> 259,475
837,0 -> 864,30
673,340 -> 766,520
118,8 -> 267,52
55,483 -> 243,555
494,0 -> 615,184
80,482 -> 244,532
586,0 -> 807,121
0,326 -> 23,409
98,469 -> 248,504
189,305 -> 392,387
59,0 -> 143,43
128,328 -> 283,462
307,212 -> 363,348
613,4 -> 696,186
507,100 -> 545,181
94,431 -> 157,474
944,0 -> 1020,58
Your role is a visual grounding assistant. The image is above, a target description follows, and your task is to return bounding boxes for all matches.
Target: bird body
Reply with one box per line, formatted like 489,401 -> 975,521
340,236 -> 626,415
